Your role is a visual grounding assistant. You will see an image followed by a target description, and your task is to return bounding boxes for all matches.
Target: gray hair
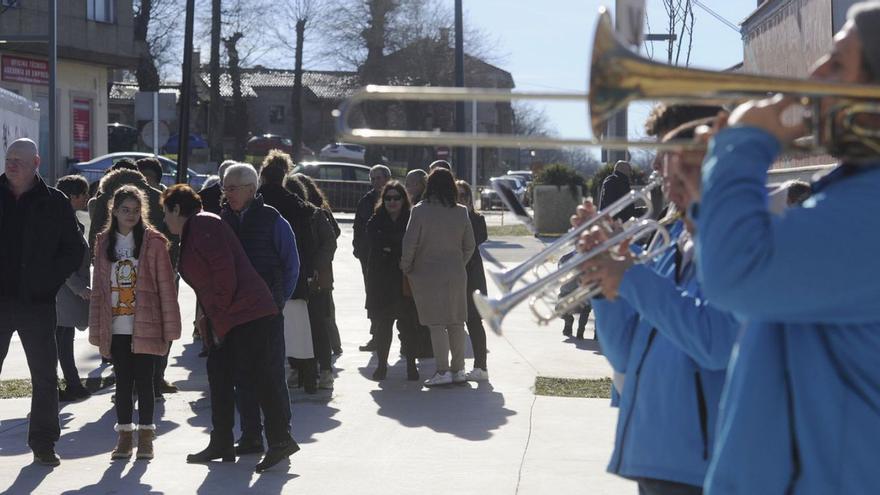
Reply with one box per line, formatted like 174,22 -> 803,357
370,164 -> 392,179
218,159 -> 237,185
614,160 -> 633,176
406,168 -> 427,183
223,163 -> 258,187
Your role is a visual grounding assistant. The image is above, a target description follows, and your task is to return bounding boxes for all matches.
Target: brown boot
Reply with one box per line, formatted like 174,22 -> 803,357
136,425 -> 156,460
111,424 -> 136,460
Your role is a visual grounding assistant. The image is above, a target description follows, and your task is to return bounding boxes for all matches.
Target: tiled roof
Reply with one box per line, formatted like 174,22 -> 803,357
198,69 -> 359,100
109,82 -> 181,101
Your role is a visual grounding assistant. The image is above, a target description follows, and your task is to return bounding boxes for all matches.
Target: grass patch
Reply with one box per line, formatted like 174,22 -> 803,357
535,376 -> 612,399
487,224 -> 533,237
0,377 -> 116,399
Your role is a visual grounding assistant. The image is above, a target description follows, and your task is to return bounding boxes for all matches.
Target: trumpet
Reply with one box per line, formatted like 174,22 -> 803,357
473,217 -> 673,335
487,173 -> 661,294
334,7 -> 880,159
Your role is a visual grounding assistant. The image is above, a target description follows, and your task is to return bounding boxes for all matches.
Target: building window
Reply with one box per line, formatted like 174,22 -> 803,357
87,0 -> 116,23
269,105 -> 285,124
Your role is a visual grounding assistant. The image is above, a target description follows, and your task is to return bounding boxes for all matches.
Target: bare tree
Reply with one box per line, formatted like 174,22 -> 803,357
133,0 -> 183,90
273,0 -> 326,162
652,0 -> 696,66
224,32 -> 247,160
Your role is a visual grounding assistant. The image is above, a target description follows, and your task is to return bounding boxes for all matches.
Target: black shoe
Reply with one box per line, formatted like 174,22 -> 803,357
156,380 -> 179,394
154,391 -> 165,402
32,448 -> 60,467
186,444 -> 236,463
235,438 -> 265,456
358,339 -> 376,352
562,326 -> 573,337
371,365 -> 387,381
255,442 -> 300,473
332,347 -> 343,356
406,360 -> 419,381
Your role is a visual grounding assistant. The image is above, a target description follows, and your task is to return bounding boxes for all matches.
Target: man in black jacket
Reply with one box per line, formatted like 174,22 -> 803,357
0,138 -> 86,467
352,164 -> 390,352
598,160 -> 637,221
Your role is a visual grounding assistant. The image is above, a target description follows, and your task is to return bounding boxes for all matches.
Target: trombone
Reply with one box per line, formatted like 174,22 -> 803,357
334,6 -> 880,159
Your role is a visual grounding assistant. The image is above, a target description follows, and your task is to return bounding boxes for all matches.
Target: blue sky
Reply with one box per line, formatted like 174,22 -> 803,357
460,1 -> 757,141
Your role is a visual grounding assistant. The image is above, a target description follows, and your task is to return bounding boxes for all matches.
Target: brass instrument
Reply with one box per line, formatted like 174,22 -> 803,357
335,6 -> 880,158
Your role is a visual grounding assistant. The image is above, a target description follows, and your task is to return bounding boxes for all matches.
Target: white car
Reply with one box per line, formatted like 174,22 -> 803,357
319,142 -> 388,164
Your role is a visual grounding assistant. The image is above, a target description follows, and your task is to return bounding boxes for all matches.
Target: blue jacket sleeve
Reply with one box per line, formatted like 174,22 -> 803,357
591,296 -> 639,373
618,264 -> 741,370
697,127 -> 880,322
274,216 -> 300,302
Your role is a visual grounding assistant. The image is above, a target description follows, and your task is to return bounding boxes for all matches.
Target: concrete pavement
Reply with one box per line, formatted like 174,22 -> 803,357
0,220 -> 631,494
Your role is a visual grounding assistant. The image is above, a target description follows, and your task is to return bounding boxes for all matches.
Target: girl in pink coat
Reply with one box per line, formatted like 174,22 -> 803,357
89,185 -> 181,461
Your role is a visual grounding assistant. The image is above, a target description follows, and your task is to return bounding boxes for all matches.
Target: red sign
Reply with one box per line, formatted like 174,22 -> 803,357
72,99 -> 92,161
1,55 -> 49,85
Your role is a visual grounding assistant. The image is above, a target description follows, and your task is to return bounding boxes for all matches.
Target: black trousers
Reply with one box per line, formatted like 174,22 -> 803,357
111,335 -> 156,425
563,304 -> 592,332
0,301 -> 61,451
373,312 -> 417,367
55,326 -> 86,391
466,317 -> 488,370
237,314 -> 291,442
207,315 -> 293,450
637,478 -> 702,495
308,291 -> 332,372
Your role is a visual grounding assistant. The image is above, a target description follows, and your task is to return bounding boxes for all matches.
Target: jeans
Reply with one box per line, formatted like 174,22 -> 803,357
237,314 -> 291,443
209,315 -> 292,450
466,317 -> 488,370
0,301 -> 61,451
55,326 -> 86,391
111,335 -> 156,425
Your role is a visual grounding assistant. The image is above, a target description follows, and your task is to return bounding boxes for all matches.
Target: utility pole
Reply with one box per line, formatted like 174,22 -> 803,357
454,0 -> 465,177
176,0 -> 196,184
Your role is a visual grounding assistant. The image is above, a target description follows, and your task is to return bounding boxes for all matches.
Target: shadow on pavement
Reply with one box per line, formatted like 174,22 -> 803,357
4,463 -> 55,495
60,458 -> 152,495
369,380 -> 515,441
194,457 -> 300,494
290,403 -> 340,445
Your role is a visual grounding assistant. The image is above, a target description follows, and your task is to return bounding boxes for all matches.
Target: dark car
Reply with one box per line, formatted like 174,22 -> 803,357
291,161 -> 372,212
108,123 -> 139,153
246,134 -> 315,158
480,176 -> 528,210
69,152 -> 209,196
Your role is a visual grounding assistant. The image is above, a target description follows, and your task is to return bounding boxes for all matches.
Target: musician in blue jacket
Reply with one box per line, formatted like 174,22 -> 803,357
695,5 -> 880,493
577,116 -> 740,495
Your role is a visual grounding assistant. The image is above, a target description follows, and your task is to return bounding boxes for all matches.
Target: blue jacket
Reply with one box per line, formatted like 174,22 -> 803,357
592,221 -> 740,487
696,127 -> 880,494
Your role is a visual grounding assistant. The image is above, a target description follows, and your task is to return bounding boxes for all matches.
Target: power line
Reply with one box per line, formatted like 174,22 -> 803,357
692,0 -> 740,33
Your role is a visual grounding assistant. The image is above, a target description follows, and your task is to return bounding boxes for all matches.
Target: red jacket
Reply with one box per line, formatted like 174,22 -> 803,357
89,228 -> 181,358
178,213 -> 277,340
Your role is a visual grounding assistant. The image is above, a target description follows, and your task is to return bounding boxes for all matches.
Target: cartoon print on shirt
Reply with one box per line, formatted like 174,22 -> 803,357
112,259 -> 137,316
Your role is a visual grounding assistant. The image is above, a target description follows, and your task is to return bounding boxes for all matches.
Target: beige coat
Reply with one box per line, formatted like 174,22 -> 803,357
400,201 -> 475,326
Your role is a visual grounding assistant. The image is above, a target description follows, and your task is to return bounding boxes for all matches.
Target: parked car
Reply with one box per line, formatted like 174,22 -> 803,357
291,161 -> 372,212
481,175 -> 528,210
318,142 -> 388,164
69,152 -> 209,195
107,123 -> 139,153
506,170 -> 534,205
246,134 -> 315,158
163,133 -> 208,154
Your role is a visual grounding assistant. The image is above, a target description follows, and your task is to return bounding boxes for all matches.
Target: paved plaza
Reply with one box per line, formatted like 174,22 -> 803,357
0,214 -> 630,494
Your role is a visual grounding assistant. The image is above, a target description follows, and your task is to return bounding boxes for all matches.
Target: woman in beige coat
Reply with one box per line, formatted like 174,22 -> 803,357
400,168 -> 475,387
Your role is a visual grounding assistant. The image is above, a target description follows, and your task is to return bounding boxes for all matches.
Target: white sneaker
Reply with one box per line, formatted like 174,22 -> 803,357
466,368 -> 489,382
424,371 -> 452,387
451,370 -> 467,383
318,370 -> 335,389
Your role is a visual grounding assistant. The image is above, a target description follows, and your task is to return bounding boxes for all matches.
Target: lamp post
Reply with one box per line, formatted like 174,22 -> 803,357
454,0 -> 465,177
176,0 -> 196,184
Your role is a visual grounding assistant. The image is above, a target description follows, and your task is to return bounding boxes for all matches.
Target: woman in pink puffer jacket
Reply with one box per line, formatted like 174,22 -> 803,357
89,185 -> 181,462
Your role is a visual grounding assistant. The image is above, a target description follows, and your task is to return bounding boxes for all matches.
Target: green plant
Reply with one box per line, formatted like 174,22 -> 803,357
534,163 -> 585,197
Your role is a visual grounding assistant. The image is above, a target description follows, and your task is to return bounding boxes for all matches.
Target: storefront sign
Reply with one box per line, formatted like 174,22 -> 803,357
1,55 -> 49,85
72,99 -> 91,161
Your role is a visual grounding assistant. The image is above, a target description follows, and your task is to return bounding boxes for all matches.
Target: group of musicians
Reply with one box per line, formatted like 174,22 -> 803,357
573,3 -> 880,494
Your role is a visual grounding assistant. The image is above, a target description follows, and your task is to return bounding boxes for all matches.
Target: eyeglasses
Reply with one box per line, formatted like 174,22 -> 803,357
383,195 -> 403,202
223,184 -> 253,193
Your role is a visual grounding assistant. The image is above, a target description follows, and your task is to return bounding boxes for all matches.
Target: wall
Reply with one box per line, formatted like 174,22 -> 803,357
742,0 -> 832,78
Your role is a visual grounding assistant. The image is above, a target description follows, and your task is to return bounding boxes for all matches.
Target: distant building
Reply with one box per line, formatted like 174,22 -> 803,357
740,0 -> 860,168
0,0 -> 137,176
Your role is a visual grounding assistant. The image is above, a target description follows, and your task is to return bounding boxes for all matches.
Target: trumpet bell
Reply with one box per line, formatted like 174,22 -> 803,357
472,291 -> 504,335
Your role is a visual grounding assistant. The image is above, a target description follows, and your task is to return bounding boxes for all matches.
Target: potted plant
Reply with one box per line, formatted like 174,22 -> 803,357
532,164 -> 585,235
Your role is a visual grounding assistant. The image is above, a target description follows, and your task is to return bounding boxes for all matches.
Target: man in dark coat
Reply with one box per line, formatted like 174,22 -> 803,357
0,138 -> 87,467
598,160 -> 637,221
198,160 -> 236,215
352,164 -> 390,351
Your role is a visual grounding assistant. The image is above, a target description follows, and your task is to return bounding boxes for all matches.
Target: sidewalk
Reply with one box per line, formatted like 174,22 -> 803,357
0,226 -> 628,494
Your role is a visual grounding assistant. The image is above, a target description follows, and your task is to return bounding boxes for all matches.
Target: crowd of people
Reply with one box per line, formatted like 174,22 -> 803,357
0,132 -> 490,471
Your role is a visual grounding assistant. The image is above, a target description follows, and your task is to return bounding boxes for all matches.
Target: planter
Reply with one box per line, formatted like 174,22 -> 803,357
533,185 -> 582,235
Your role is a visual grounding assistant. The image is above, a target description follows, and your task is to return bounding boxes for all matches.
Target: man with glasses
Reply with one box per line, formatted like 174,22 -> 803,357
353,164 -> 391,352
219,163 -> 299,463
